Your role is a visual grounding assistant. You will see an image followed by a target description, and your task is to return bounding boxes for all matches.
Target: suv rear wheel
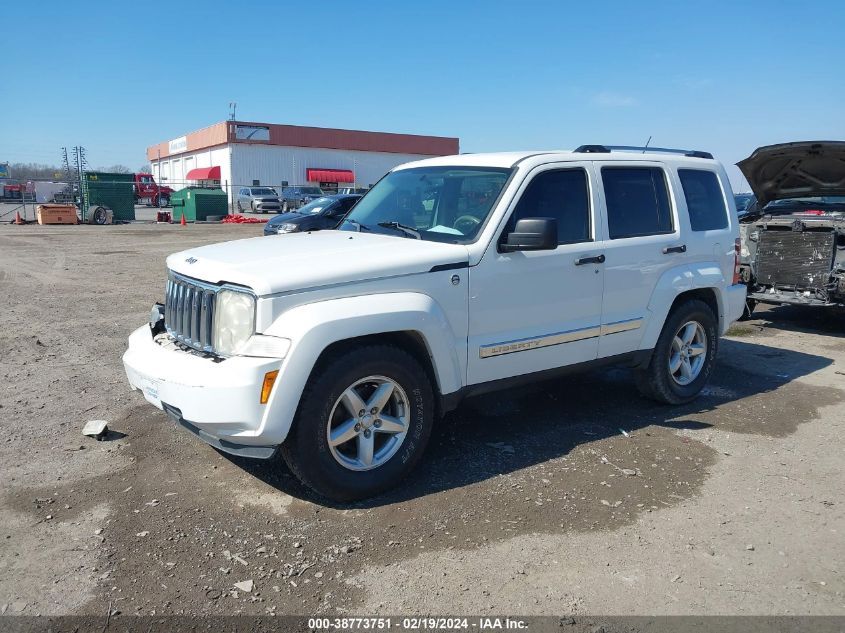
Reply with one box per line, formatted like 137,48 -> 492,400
635,299 -> 718,404
281,344 -> 434,501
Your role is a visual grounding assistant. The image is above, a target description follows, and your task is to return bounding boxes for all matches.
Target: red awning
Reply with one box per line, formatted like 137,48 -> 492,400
306,168 -> 354,183
185,166 -> 221,180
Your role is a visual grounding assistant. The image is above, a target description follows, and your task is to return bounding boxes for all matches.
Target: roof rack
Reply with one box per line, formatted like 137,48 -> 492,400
573,144 -> 713,159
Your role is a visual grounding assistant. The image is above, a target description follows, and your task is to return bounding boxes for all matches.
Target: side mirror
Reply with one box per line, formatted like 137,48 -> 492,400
500,217 -> 558,252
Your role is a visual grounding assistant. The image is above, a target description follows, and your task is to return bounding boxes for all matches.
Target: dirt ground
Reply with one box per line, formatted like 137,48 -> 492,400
0,222 -> 843,618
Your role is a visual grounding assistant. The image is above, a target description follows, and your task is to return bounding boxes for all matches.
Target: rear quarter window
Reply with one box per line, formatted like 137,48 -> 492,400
678,169 -> 729,231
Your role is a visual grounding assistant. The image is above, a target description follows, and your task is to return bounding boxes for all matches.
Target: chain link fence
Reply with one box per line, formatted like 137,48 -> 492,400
1,176 -> 371,222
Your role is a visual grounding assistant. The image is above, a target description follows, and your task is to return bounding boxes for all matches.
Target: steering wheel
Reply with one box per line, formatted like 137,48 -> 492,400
453,214 -> 481,234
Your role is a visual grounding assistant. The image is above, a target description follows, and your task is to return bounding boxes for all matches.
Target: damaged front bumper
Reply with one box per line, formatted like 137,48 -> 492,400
122,325 -> 284,457
748,287 -> 844,308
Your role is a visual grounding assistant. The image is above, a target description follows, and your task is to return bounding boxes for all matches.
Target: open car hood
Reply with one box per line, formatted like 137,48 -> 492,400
737,141 -> 845,206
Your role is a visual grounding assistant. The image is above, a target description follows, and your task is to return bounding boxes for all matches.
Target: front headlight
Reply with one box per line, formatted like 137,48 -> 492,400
213,289 -> 255,356
277,223 -> 298,233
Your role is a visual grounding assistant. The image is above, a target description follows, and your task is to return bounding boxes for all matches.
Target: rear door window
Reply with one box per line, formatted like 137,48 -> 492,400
505,168 -> 591,244
602,167 -> 673,239
678,169 -> 729,231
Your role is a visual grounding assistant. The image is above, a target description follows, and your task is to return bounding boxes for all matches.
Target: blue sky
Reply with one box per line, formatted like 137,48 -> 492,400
3,0 -> 844,189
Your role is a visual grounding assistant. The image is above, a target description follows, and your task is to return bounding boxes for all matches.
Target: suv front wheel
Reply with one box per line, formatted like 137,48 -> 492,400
281,344 -> 434,501
635,299 -> 718,405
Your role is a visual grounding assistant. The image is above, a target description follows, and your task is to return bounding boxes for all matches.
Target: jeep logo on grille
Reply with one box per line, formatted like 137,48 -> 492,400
185,257 -> 198,264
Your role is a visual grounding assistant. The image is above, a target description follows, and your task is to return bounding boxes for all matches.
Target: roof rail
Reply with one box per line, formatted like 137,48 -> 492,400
572,144 -> 610,154
573,144 -> 713,159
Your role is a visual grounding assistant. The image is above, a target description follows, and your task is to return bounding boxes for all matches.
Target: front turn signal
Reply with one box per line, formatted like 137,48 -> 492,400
260,370 -> 279,404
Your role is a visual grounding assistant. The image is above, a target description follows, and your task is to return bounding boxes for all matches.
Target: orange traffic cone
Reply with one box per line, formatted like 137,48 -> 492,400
14,211 -> 24,225
180,213 -> 187,226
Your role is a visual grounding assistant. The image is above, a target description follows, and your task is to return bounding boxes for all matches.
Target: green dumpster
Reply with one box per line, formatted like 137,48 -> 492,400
170,187 -> 228,222
82,172 -> 135,221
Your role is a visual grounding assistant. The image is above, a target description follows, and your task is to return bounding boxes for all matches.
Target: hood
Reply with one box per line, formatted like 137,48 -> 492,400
167,231 -> 469,296
737,141 -> 845,206
266,211 -> 302,225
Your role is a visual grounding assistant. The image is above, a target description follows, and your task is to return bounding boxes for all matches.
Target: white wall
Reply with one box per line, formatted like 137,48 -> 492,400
229,144 -> 440,193
153,144 -> 442,205
151,146 -> 232,196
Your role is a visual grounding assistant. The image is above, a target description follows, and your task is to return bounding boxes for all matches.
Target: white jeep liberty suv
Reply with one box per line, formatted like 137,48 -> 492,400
123,145 -> 747,501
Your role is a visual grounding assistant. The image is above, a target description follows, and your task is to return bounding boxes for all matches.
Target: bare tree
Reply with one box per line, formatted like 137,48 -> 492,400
7,162 -> 63,180
100,164 -> 133,174
138,164 -> 152,174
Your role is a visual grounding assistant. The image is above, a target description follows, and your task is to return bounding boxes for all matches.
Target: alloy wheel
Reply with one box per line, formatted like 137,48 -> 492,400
326,375 -> 409,471
668,320 -> 707,386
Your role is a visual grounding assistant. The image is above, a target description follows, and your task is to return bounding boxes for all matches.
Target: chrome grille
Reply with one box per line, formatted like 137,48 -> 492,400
165,273 -> 217,353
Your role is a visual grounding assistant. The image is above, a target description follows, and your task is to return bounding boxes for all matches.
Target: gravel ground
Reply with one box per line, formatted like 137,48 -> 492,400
0,222 -> 843,617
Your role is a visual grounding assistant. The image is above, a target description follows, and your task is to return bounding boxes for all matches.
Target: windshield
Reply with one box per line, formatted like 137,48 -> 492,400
734,194 -> 754,211
299,197 -> 332,214
339,166 -> 512,243
251,188 -> 277,196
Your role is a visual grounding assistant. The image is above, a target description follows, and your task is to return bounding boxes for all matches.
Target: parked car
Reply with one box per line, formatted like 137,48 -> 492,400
280,186 -> 325,212
737,141 -> 845,315
263,194 -> 362,236
337,187 -> 369,195
733,193 -> 756,219
123,145 -> 745,501
236,187 -> 282,213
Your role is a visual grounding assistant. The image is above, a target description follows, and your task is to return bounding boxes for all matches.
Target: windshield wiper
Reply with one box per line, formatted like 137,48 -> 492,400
377,221 -> 421,239
344,219 -> 370,232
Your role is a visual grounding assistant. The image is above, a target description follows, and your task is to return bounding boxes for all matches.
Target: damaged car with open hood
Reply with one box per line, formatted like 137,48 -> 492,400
737,141 -> 845,316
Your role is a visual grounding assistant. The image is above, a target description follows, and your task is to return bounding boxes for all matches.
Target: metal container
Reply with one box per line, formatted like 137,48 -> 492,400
82,172 -> 135,221
170,187 -> 228,222
36,204 -> 79,225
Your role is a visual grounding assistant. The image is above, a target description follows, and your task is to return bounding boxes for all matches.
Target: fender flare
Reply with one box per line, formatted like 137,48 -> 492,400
258,292 -> 463,444
640,262 -> 729,350
640,264 -> 692,350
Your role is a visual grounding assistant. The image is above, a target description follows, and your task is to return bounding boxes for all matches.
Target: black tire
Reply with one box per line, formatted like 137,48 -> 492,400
89,206 -> 109,225
236,201 -> 242,212
738,298 -> 757,321
634,299 -> 719,405
280,344 -> 434,502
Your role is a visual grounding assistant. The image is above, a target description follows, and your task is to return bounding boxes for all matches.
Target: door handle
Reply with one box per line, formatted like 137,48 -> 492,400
662,244 -> 687,254
575,254 -> 605,266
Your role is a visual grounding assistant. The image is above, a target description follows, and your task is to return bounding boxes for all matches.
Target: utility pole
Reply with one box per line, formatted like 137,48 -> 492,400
60,147 -> 74,205
157,148 -> 162,208
73,146 -> 87,214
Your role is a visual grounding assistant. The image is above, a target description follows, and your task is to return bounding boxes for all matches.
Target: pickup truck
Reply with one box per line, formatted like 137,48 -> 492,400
134,173 -> 173,207
123,146 -> 746,501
